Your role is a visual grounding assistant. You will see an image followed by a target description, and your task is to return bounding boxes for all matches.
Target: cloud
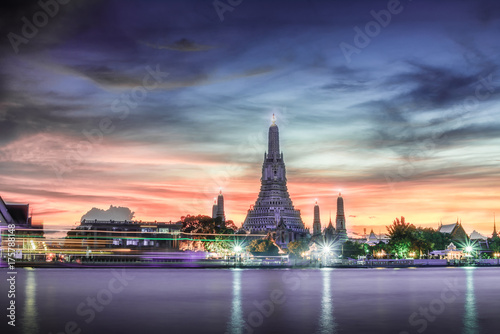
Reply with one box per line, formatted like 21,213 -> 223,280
80,205 -> 135,222
369,216 -> 376,219
475,0 -> 500,23
140,38 -> 214,52
349,215 -> 357,217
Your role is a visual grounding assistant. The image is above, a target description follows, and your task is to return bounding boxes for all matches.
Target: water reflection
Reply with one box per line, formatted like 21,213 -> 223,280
227,269 -> 244,334
22,269 -> 39,334
317,268 -> 337,334
462,268 -> 479,334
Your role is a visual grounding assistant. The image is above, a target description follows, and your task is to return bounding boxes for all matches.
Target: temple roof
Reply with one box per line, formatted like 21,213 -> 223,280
439,223 -> 457,234
470,230 -> 487,240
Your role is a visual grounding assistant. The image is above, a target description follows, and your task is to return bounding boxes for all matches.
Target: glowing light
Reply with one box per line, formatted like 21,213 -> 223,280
465,246 -> 473,253
234,246 -> 242,253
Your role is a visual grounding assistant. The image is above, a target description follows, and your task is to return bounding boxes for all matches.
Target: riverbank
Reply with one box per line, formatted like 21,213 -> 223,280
4,258 -> 500,269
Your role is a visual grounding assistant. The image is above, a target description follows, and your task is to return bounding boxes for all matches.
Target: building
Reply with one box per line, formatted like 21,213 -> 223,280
1,196 -> 33,227
66,219 -> 182,250
334,193 -> 348,243
323,215 -> 335,242
242,115 -> 308,246
430,242 -> 464,260
312,201 -> 321,236
0,195 -> 44,261
438,220 -> 469,244
212,190 -> 225,223
470,230 -> 487,241
366,229 -> 381,246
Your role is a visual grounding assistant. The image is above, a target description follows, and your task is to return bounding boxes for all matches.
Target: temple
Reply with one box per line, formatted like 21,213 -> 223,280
334,193 -> 348,242
243,115 -> 308,245
312,200 -> 321,236
493,214 -> 498,239
212,190 -> 225,223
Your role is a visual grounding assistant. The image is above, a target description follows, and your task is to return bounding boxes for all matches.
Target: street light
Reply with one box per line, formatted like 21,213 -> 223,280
233,245 -> 243,265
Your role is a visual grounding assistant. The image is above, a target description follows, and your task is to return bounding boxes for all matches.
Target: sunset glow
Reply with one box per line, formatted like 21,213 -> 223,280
1,0 -> 499,238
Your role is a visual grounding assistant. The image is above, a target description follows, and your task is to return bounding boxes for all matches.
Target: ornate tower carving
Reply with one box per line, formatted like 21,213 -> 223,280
212,190 -> 225,222
335,193 -> 348,242
313,200 -> 322,236
243,115 -> 306,234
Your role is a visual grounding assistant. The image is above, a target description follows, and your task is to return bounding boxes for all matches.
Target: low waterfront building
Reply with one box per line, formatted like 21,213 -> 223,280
66,219 -> 182,250
430,242 -> 464,260
0,196 -> 45,261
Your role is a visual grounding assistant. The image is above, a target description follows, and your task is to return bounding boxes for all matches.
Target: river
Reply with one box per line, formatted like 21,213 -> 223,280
1,267 -> 499,334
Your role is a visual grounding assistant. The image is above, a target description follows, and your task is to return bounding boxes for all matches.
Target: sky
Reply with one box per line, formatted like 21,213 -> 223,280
0,0 -> 499,237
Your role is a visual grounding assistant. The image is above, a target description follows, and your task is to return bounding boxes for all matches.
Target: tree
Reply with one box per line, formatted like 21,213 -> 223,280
180,215 -> 237,252
247,239 -> 279,256
415,227 -> 451,253
341,241 -> 366,259
386,217 -> 417,258
287,240 -> 310,258
490,237 -> 500,253
368,241 -> 389,258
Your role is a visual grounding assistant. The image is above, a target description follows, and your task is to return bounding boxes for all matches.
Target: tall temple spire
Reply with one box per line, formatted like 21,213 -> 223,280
212,197 -> 218,219
243,117 -> 306,239
335,192 -> 348,243
326,210 -> 334,229
493,213 -> 498,238
313,200 -> 321,236
216,190 -> 225,222
336,193 -> 344,219
268,115 -> 280,160
212,191 -> 225,223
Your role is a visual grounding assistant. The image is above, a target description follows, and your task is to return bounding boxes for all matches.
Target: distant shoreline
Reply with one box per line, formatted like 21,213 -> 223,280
3,262 -> 500,269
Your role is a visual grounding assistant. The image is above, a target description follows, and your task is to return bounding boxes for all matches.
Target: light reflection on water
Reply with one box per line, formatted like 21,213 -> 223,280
21,269 -> 38,334
317,268 -> 337,334
5,267 -> 498,334
463,268 -> 479,334
227,269 -> 244,334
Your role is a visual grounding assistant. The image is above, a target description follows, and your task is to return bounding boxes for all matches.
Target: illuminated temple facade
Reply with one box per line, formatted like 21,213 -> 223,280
242,116 -> 308,244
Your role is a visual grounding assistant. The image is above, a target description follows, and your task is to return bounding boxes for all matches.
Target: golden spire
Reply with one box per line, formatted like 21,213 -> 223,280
272,113 -> 276,125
